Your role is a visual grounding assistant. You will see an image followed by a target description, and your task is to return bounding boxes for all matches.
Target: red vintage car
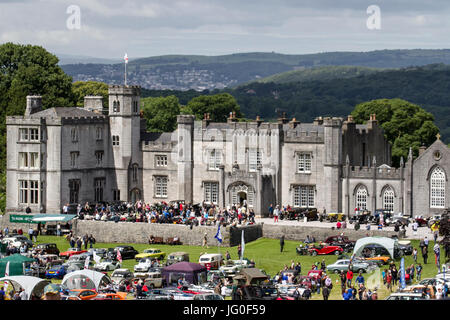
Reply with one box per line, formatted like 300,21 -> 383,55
308,244 -> 343,256
59,247 -> 88,259
307,269 -> 324,280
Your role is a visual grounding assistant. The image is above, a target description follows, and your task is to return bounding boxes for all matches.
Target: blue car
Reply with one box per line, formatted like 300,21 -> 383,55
45,265 -> 67,279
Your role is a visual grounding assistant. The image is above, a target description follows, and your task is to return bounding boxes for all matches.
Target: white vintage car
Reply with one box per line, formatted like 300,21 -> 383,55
219,260 -> 248,276
94,259 -> 121,272
134,258 -> 154,273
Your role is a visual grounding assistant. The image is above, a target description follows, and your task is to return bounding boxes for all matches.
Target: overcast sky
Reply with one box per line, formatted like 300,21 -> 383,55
1,0 -> 449,59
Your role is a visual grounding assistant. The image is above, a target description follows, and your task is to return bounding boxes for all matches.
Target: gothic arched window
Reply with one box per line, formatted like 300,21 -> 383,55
355,185 -> 368,210
430,167 -> 446,208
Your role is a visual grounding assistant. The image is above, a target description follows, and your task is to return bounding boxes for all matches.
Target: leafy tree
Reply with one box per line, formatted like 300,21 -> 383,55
0,42 -> 75,213
72,81 -> 108,108
351,98 -> 439,166
141,96 -> 180,132
182,93 -> 242,122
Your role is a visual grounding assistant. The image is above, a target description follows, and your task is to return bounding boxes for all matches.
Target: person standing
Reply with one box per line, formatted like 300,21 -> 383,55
346,268 -> 353,288
412,248 -> 418,263
28,227 -> 34,241
422,244 -> 428,264
202,233 -> 209,249
416,263 -> 423,281
273,205 -> 279,223
280,235 -> 285,253
322,285 -> 330,301
434,243 -> 441,271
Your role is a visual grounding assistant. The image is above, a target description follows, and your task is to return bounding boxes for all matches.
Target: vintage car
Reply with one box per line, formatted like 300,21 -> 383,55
385,292 -> 426,300
59,247 -> 87,259
111,268 -> 134,284
324,235 -> 355,252
45,264 -> 68,279
88,248 -> 108,259
325,213 -> 346,222
398,240 -> 413,256
33,243 -> 60,256
166,252 -> 190,265
308,244 -> 343,256
143,271 -> 165,289
199,253 -> 224,270
307,269 -> 324,280
219,260 -> 248,276
38,254 -> 64,266
63,254 -> 91,269
94,259 -> 121,272
114,246 -> 139,260
91,292 -> 127,300
134,258 -> 155,273
193,293 -> 224,300
1,235 -> 34,249
326,259 -> 373,274
68,289 -> 98,300
135,248 -> 165,261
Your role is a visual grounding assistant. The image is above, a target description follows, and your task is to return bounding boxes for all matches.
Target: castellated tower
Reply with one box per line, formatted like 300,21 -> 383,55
323,117 -> 343,212
108,85 -> 142,202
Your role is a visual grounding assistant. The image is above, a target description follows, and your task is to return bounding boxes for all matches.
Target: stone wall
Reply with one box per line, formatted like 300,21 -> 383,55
262,224 -> 397,242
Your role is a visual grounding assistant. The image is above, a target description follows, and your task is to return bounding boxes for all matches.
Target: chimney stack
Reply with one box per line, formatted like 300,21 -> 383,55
84,96 -> 104,114
25,95 -> 42,116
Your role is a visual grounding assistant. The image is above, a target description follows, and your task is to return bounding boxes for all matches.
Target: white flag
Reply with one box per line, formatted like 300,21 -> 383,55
5,261 -> 10,277
84,256 -> 90,269
124,53 -> 129,64
240,230 -> 245,260
93,251 -> 101,264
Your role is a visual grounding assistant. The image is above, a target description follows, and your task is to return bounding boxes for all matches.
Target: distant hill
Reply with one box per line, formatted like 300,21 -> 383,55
56,53 -> 121,65
254,65 -> 383,84
61,49 -> 450,91
141,64 -> 450,144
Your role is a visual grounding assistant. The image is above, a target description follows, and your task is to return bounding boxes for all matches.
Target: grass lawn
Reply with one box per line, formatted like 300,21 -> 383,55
33,235 -> 446,300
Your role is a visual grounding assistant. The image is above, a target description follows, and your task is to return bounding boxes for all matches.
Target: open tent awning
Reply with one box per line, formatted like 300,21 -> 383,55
0,276 -> 50,299
9,214 -> 77,224
353,236 -> 398,259
61,269 -> 111,291
31,214 -> 77,223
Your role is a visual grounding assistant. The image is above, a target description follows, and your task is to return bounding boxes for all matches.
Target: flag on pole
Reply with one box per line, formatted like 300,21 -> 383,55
84,256 -> 91,269
240,230 -> 245,260
116,249 -> 122,263
400,257 -> 406,290
215,224 -> 223,244
124,53 -> 129,64
5,261 -> 10,277
93,251 -> 101,264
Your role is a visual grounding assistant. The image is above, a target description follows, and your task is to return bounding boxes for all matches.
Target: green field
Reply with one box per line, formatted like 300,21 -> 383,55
33,235 -> 445,300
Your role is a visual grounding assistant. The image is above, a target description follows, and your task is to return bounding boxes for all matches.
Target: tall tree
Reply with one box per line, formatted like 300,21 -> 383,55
182,93 -> 242,122
141,96 -> 180,132
351,98 -> 439,166
0,43 -> 75,213
72,81 -> 108,108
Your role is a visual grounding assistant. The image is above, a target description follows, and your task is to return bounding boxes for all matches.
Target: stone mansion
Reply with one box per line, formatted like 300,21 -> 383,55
5,85 -> 450,217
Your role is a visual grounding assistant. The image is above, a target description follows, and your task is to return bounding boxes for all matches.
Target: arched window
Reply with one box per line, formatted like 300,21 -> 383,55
355,185 -> 368,210
132,164 -> 139,182
430,167 -> 446,208
382,186 -> 395,213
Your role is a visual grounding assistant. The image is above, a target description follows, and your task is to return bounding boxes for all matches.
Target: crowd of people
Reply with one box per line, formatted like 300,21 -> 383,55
66,200 -> 257,228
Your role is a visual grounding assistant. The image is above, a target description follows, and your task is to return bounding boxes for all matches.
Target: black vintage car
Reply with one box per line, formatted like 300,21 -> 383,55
113,245 -> 139,260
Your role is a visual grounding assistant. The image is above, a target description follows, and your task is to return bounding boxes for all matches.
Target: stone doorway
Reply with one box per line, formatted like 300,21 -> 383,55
237,191 -> 247,206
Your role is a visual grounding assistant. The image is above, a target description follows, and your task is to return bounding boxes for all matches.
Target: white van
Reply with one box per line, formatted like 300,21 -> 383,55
198,253 -> 223,270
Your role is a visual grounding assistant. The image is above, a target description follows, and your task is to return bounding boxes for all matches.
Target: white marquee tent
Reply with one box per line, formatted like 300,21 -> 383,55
0,275 -> 50,300
353,236 -> 398,259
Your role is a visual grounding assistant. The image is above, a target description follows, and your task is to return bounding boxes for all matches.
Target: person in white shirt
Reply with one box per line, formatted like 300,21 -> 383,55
273,206 -> 279,222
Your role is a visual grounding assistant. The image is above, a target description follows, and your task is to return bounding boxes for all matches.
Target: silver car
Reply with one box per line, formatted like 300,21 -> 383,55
326,259 -> 372,274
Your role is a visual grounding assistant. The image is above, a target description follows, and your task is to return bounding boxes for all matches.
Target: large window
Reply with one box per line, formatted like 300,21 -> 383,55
356,185 -> 368,210
18,152 -> 39,169
293,185 -> 315,208
430,167 -> 446,208
155,176 -> 168,198
248,149 -> 262,172
69,179 -> 80,204
132,164 -> 139,182
18,180 -> 39,205
297,152 -> 312,173
94,178 -> 105,202
204,182 -> 219,204
382,186 -> 395,212
95,151 -> 104,166
70,152 -> 79,168
19,128 -> 39,142
208,149 -> 222,170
